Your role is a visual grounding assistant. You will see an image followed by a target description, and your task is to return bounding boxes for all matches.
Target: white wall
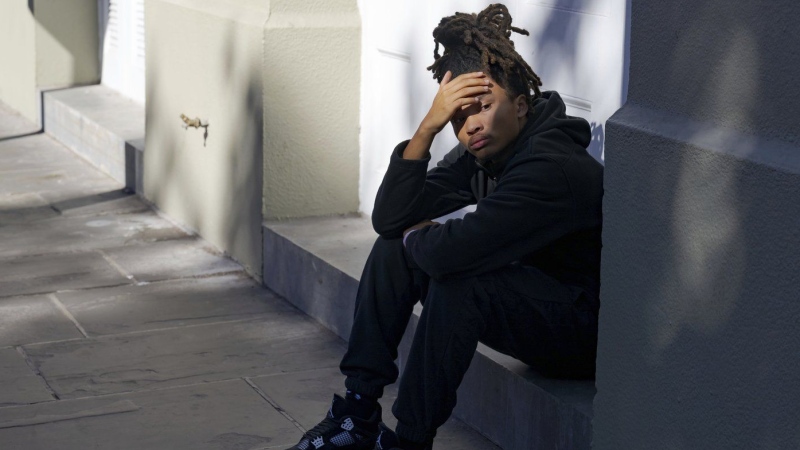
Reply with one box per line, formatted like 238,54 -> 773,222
357,0 -> 630,216
99,0 -> 146,104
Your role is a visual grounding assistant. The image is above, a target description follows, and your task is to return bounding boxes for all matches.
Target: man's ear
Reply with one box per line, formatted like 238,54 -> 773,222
515,94 -> 528,118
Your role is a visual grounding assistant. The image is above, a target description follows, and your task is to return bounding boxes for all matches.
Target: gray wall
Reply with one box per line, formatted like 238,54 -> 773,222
592,1 -> 800,449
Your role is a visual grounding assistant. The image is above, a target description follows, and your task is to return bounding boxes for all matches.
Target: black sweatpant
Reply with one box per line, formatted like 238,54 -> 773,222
339,237 -> 599,444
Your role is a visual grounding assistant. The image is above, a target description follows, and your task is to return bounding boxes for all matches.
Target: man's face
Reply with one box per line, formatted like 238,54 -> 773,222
449,77 -> 528,163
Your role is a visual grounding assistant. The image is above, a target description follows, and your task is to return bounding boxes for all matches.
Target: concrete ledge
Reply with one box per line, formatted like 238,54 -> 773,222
43,85 -> 144,192
263,215 -> 594,450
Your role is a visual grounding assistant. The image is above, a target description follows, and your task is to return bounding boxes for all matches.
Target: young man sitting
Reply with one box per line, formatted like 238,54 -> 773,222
289,4 -> 603,450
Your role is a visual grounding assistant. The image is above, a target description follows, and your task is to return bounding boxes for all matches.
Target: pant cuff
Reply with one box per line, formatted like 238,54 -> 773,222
395,421 -> 433,445
344,377 -> 384,399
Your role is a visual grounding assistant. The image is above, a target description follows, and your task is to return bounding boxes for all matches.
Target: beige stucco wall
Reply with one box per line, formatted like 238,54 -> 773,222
144,0 -> 268,279
34,0 -> 100,89
0,0 -> 99,123
262,0 -> 361,219
144,0 -> 361,277
0,1 -> 38,122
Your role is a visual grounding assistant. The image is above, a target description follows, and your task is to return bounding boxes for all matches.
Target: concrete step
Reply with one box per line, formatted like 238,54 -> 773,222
263,215 -> 596,450
42,85 -> 144,193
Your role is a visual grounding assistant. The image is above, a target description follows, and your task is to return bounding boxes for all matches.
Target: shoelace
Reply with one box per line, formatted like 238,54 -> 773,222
303,417 -> 342,440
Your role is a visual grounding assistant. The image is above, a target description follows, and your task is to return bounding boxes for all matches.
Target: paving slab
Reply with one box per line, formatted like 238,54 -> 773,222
0,348 -> 55,407
102,238 -> 244,282
0,379 -> 299,450
0,133 -> 122,199
0,101 -> 39,139
0,193 -> 59,225
0,165 -> 113,197
0,210 -> 188,259
0,134 -> 87,169
48,189 -> 150,218
55,274 -> 291,336
24,316 -> 346,399
34,182 -> 127,205
0,295 -> 83,347
250,368 -> 500,449
0,251 -> 132,298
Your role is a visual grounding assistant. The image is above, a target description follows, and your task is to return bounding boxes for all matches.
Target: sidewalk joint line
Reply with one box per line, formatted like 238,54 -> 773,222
0,336 -> 85,351
0,377 -> 248,409
0,270 -> 251,301
0,281 -> 134,301
244,377 -> 306,433
97,249 -> 138,284
92,316 -> 267,338
15,346 -> 60,400
48,293 -> 89,338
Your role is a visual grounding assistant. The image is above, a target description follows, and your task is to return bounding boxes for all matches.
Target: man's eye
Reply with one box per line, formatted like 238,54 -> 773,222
481,103 -> 491,110
452,117 -> 465,124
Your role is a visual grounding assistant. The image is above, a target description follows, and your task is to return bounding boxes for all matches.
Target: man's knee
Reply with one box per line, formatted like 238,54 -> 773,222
370,236 -> 405,258
368,236 -> 425,274
421,276 -> 488,320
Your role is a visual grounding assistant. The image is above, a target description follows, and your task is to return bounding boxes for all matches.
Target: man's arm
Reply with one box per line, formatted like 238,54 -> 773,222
371,141 -> 473,237
403,156 -> 576,279
371,71 -> 489,237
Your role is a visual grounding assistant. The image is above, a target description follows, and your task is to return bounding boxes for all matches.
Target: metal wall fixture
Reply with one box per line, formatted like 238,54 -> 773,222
180,114 -> 210,146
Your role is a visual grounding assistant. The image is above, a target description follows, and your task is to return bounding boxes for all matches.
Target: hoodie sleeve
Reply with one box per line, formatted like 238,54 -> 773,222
403,155 -> 575,279
372,141 -> 476,238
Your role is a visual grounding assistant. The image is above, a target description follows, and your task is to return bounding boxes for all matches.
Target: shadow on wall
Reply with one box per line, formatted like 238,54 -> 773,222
531,0 -> 606,161
145,16 -> 263,277
29,0 -> 101,86
600,1 -> 800,447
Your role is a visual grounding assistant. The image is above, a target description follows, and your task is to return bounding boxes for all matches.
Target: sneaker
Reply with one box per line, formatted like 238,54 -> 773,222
374,423 -> 401,450
288,394 -> 381,450
373,423 -> 432,450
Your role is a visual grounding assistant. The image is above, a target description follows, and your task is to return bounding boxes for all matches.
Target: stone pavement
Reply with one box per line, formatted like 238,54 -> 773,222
0,103 -> 499,450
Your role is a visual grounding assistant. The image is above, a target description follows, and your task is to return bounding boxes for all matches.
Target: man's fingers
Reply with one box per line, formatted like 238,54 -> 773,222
460,97 -> 480,107
445,85 -> 489,108
455,84 -> 490,98
443,74 -> 490,96
444,71 -> 486,86
439,71 -> 453,90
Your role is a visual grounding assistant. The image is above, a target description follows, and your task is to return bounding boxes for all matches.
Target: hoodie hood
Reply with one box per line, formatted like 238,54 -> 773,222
477,91 -> 591,179
470,91 -> 592,200
525,91 -> 592,149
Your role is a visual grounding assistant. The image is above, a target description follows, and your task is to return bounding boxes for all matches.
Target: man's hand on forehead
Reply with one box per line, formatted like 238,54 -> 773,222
419,71 -> 490,135
402,71 -> 491,160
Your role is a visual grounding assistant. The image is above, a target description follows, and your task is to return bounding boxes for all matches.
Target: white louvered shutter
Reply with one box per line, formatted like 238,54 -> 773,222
100,0 -> 146,104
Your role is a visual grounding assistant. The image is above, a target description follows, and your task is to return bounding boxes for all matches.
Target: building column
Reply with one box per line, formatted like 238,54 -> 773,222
593,2 -> 800,448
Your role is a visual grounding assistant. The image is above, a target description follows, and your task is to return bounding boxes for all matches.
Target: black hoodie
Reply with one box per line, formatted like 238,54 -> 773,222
372,91 -> 603,298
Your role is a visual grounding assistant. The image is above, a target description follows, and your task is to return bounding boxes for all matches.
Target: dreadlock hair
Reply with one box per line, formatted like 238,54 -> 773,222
427,3 -> 543,110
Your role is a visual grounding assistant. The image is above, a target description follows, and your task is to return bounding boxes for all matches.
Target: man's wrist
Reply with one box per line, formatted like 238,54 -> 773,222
416,122 -> 440,138
402,228 -> 419,247
403,221 -> 437,246
403,128 -> 437,160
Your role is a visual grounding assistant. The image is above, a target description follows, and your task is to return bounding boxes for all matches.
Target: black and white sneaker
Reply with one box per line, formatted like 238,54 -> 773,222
373,423 -> 401,450
289,394 -> 381,450
373,423 -> 432,450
